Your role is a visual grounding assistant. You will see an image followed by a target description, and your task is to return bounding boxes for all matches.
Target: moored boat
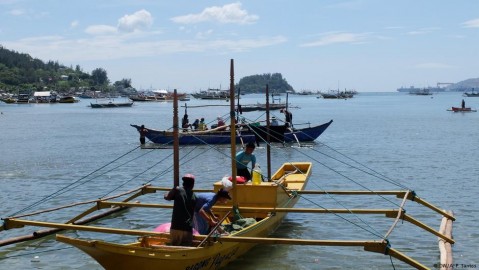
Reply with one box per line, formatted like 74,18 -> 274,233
90,99 -> 134,108
463,88 -> 479,97
192,88 -> 231,100
130,91 -> 188,102
130,124 -> 257,145
130,120 -> 332,145
448,106 -> 477,112
58,96 -> 79,103
238,102 -> 286,112
16,93 -> 32,103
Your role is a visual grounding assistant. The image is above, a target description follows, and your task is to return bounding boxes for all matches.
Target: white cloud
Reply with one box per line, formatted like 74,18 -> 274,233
84,10 -> 153,36
171,2 -> 258,25
406,27 -> 439,35
300,32 -> 369,47
3,34 -> 286,62
70,20 -> 79,28
462,18 -> 479,28
196,29 -> 214,39
117,9 -> 153,32
85,25 -> 118,35
414,63 -> 455,69
9,8 -> 25,16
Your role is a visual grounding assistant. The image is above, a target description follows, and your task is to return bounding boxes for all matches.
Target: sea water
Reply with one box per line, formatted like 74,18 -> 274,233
0,92 -> 478,269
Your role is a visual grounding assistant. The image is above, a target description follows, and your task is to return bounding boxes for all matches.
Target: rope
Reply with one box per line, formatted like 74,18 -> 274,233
6,145 -> 143,217
268,160 -> 385,239
283,143 -> 404,208
319,142 -> 410,190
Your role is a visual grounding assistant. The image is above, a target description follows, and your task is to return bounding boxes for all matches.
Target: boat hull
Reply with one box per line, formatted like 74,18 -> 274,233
57,162 -> 312,270
90,102 -> 133,108
57,213 -> 288,270
284,120 -> 333,142
130,125 -> 256,145
131,120 -> 332,145
449,107 -> 477,112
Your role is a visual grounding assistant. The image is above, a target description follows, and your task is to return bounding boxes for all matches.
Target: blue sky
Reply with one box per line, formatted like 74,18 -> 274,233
1,0 -> 478,92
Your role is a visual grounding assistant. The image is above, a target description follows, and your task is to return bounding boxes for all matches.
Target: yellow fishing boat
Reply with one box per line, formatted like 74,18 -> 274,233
54,162 -> 311,270
1,60 -> 455,269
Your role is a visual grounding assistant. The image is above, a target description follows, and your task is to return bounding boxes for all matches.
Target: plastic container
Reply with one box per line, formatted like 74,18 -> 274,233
252,164 -> 262,185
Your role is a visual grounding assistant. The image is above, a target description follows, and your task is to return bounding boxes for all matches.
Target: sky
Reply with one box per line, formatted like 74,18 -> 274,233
1,0 -> 478,92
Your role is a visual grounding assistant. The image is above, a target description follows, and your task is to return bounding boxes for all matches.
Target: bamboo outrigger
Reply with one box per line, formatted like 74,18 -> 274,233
1,60 -> 454,269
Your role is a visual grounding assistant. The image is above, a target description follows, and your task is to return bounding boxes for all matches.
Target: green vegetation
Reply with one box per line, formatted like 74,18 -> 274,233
1,45 -> 295,95
0,45 -> 132,94
236,73 -> 294,94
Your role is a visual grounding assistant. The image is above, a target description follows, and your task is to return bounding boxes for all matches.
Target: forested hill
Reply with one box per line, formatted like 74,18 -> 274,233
236,73 -> 294,94
0,46 -> 126,93
1,46 -> 294,94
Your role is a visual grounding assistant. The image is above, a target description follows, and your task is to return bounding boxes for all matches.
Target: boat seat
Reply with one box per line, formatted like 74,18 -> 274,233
285,174 -> 305,181
285,183 -> 303,190
285,180 -> 305,183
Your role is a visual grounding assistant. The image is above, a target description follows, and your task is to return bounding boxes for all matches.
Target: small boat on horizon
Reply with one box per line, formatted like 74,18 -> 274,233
463,88 -> 479,97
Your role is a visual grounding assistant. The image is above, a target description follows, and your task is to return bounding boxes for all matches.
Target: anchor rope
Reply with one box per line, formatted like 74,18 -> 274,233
268,160 -> 385,239
6,145 -> 143,218
251,128 -> 404,209
318,142 -> 410,190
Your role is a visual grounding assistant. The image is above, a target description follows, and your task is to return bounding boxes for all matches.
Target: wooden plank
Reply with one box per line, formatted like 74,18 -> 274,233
0,207 -> 127,247
97,202 -> 400,215
4,218 -> 168,237
397,213 -> 455,244
413,196 -> 456,221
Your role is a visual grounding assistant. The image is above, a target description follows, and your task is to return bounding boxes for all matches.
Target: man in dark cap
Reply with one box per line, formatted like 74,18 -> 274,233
164,174 -> 197,246
235,141 -> 256,181
193,189 -> 232,235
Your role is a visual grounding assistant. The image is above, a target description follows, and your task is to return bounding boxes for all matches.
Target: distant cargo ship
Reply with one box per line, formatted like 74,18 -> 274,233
397,86 -> 446,92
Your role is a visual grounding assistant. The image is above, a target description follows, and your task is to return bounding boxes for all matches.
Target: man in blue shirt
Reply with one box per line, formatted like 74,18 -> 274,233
235,141 -> 256,181
193,189 -> 231,234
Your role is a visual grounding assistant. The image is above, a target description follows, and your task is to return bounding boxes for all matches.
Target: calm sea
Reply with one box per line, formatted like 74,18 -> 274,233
0,92 -> 478,269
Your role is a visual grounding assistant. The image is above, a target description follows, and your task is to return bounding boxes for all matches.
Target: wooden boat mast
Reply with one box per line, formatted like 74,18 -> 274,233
173,89 -> 179,187
265,84 -> 272,180
229,59 -> 238,211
